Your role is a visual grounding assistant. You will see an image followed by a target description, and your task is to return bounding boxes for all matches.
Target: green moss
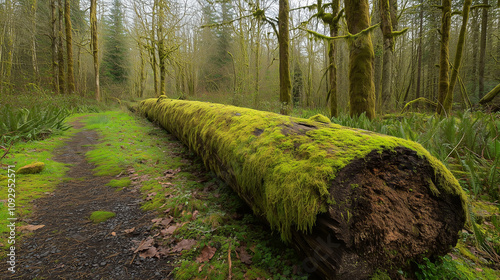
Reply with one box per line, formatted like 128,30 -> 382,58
106,178 -> 131,188
0,175 -> 7,181
308,114 -> 331,123
89,211 -> 116,223
17,162 -> 45,174
139,98 -> 467,241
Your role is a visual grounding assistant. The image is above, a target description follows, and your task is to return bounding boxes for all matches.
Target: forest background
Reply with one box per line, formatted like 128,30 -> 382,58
1,0 -> 500,278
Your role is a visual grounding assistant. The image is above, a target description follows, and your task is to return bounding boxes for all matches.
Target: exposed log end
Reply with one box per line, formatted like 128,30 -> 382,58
138,98 -> 467,278
293,147 -> 465,279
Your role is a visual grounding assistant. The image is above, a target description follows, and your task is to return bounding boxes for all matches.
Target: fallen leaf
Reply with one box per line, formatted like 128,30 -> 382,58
146,192 -> 157,201
134,237 -> 154,253
162,224 -> 178,235
160,217 -> 173,227
152,218 -> 162,224
157,246 -> 170,257
198,264 -> 205,272
139,246 -> 158,258
237,246 -> 253,264
191,210 -> 199,221
171,239 -> 196,252
111,232 -> 116,236
124,227 -> 135,234
475,268 -> 483,272
18,224 -> 45,232
196,245 -> 217,263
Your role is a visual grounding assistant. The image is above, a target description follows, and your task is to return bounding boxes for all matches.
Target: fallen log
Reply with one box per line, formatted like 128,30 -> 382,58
139,97 -> 467,279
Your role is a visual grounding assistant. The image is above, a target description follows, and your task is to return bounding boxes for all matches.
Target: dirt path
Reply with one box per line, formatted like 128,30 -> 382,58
3,119 -> 172,279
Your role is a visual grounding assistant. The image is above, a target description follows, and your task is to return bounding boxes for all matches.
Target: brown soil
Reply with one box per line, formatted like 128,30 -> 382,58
1,119 -> 172,279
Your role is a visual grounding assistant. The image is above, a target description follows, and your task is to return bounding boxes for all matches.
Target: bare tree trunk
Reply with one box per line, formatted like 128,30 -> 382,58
139,42 -> 146,98
436,0 -> 451,115
478,0 -> 488,99
1,0 -> 14,94
50,0 -> 59,94
444,0 -> 472,113
470,9 -> 479,99
345,0 -> 376,119
380,0 -> 398,112
90,0 -> 100,101
64,0 -> 75,94
415,0 -> 424,109
30,0 -> 39,84
253,18 -> 261,107
372,0 -> 383,112
58,0 -> 66,94
278,0 -> 292,115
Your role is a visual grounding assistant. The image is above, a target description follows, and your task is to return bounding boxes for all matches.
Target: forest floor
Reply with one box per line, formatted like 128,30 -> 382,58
0,110 -> 307,279
0,107 -> 499,279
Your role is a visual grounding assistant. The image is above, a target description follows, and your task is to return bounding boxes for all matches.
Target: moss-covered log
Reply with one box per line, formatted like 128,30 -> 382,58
139,98 -> 467,279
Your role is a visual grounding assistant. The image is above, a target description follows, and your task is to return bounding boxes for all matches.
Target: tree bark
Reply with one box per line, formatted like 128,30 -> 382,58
50,0 -> 59,94
415,0 -> 424,109
30,0 -> 39,84
57,0 -> 66,94
470,9 -> 479,99
478,0 -> 488,99
444,0 -> 472,113
379,0 -> 397,112
90,0 -> 100,101
138,97 -> 467,280
278,0 -> 292,115
65,0 -> 75,94
436,0 -> 452,115
345,0 -> 376,119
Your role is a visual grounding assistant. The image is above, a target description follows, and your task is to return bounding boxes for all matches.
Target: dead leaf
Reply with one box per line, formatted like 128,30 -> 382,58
162,224 -> 178,235
124,227 -> 135,234
157,246 -> 170,257
18,224 -> 45,232
160,217 -> 173,227
146,192 -> 157,201
171,239 -> 196,252
134,237 -> 154,253
475,268 -> 483,272
111,232 -> 116,236
198,264 -> 205,272
139,246 -> 158,258
237,246 -> 252,265
196,245 -> 217,263
152,218 -> 162,224
191,210 -> 199,221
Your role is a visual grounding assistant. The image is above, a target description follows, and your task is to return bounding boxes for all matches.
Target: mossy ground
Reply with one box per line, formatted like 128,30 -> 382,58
89,211 -> 116,223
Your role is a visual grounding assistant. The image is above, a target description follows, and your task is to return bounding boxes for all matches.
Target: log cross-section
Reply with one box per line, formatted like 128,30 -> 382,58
139,98 -> 467,279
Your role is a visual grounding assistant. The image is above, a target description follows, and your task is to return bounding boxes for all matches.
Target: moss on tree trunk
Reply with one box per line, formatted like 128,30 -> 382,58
139,97 -> 467,278
345,0 -> 376,119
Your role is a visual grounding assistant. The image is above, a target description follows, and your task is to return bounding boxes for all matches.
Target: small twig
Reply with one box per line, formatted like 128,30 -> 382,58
129,253 -> 137,265
445,133 -> 466,161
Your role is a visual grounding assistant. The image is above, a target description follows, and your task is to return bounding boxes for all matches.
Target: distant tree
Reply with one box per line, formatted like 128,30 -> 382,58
436,0 -> 452,115
102,0 -> 128,83
90,0 -> 100,101
65,0 -> 75,93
